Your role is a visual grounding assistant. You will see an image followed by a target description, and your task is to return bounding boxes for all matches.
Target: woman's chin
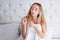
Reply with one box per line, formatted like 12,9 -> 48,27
32,15 -> 37,17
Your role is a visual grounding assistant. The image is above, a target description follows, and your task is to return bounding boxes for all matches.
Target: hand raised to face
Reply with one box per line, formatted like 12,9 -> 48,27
22,18 -> 27,25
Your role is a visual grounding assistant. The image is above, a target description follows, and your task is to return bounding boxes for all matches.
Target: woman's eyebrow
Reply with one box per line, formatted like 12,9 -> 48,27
31,6 -> 34,8
36,8 -> 38,9
35,7 -> 39,10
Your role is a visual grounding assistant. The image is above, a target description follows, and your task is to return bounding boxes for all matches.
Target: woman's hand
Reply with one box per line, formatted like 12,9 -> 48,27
28,21 -> 35,28
22,18 -> 27,25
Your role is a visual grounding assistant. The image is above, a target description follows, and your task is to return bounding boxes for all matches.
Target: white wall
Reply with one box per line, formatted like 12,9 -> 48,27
0,0 -> 60,40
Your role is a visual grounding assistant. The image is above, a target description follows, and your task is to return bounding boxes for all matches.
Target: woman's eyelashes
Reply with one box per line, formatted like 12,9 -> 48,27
31,8 -> 38,11
35,8 -> 38,11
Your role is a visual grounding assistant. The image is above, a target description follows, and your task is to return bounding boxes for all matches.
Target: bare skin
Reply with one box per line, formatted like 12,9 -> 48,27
21,17 -> 27,38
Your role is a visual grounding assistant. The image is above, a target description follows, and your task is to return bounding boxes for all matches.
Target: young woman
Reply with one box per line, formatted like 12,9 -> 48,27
18,2 -> 47,40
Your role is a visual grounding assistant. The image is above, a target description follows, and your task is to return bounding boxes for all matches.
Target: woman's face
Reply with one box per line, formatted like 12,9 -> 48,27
31,4 -> 40,17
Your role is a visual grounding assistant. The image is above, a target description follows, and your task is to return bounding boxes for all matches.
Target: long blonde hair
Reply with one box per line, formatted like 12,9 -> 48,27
25,2 -> 47,29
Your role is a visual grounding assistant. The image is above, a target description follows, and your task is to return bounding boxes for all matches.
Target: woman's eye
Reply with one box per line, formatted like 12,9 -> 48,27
31,8 -> 38,11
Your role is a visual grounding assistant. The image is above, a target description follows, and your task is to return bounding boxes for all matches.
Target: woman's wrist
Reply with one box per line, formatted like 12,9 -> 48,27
33,25 -> 37,31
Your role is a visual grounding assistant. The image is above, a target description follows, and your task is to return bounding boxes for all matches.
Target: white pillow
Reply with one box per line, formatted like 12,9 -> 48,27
0,23 -> 20,40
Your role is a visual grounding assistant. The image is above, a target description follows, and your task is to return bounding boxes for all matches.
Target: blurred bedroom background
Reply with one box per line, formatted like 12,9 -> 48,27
0,0 -> 60,40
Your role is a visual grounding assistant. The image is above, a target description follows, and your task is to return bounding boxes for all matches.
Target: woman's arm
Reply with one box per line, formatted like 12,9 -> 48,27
33,23 -> 46,38
21,17 -> 27,38
22,24 -> 26,38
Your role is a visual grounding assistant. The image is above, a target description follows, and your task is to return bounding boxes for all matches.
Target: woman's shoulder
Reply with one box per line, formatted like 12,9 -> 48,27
22,16 -> 27,20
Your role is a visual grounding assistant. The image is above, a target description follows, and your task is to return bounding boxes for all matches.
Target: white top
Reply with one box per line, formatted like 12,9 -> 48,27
18,22 -> 42,40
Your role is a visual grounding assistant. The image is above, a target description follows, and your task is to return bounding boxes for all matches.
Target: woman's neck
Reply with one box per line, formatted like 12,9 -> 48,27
32,16 -> 38,24
32,16 -> 37,20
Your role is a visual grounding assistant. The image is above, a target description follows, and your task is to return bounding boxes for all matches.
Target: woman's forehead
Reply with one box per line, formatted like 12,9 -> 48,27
31,4 -> 39,9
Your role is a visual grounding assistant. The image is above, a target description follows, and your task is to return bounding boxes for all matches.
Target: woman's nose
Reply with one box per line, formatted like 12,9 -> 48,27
32,10 -> 35,13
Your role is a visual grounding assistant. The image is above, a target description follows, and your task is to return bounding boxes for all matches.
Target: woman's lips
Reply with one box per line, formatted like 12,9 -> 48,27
32,13 -> 35,15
